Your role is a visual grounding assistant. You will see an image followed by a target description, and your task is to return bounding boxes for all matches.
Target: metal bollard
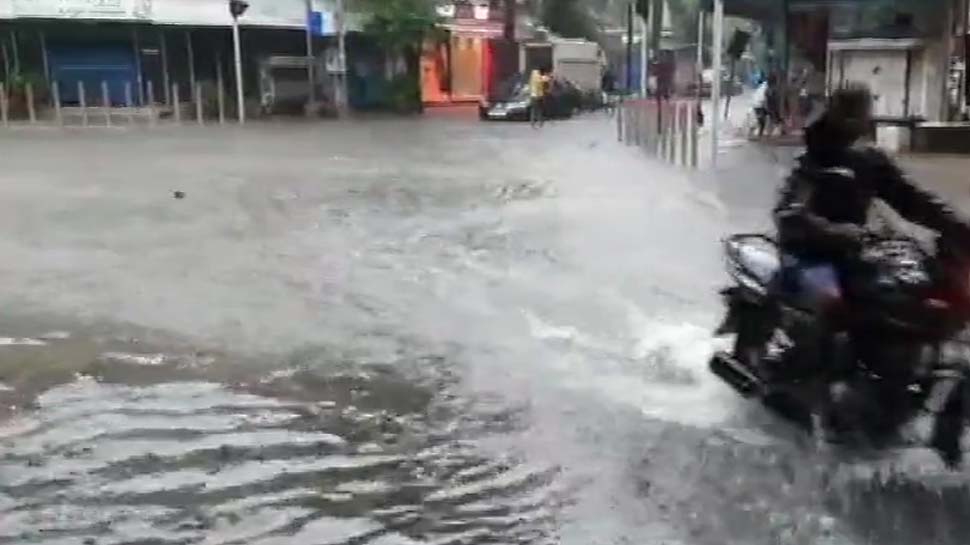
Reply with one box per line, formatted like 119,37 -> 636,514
662,102 -> 671,162
172,83 -> 181,124
195,82 -> 204,125
102,81 -> 111,127
79,82 -> 88,127
125,81 -> 135,125
53,81 -> 63,126
217,76 -> 226,125
622,103 -> 630,145
26,83 -> 36,124
633,101 -> 642,148
0,83 -> 7,127
667,102 -> 677,165
689,101 -> 699,169
616,97 -> 623,142
147,82 -> 156,126
621,103 -> 629,145
680,103 -> 689,167
637,102 -> 645,151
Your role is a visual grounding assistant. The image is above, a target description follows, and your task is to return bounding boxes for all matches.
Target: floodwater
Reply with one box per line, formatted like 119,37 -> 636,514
1,114 -> 968,544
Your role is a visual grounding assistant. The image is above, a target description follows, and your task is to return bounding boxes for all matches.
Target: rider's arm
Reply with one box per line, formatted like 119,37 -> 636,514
774,169 -> 863,252
868,149 -> 970,245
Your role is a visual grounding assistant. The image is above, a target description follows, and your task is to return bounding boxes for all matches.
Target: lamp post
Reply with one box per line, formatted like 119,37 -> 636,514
305,0 -> 317,107
711,0 -> 723,168
229,0 -> 249,124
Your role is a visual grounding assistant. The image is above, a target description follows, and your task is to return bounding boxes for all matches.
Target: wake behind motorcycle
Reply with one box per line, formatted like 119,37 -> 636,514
709,232 -> 970,466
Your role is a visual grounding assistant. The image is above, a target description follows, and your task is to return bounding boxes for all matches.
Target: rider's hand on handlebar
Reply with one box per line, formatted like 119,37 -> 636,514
830,223 -> 868,246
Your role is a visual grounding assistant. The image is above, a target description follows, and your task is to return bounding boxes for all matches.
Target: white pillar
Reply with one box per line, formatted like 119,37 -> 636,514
711,0 -> 724,168
232,16 -> 246,124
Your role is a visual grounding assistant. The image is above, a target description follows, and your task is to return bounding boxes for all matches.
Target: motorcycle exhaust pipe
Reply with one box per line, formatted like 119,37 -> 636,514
709,352 -> 763,398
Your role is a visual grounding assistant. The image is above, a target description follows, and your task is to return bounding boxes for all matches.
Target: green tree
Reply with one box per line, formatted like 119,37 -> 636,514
358,0 -> 441,111
537,0 -> 597,40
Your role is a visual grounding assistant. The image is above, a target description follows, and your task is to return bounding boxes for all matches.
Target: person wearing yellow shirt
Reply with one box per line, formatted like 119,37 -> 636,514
529,67 -> 551,128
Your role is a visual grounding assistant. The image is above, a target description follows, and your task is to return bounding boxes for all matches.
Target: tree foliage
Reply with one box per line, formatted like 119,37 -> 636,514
357,0 -> 441,112
359,0 -> 441,55
538,0 -> 597,40
538,0 -> 703,44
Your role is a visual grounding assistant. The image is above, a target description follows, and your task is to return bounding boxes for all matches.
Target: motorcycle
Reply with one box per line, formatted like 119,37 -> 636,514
709,231 -> 970,466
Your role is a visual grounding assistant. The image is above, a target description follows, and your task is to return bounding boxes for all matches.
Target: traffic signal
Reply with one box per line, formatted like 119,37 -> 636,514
229,0 -> 249,19
635,0 -> 649,19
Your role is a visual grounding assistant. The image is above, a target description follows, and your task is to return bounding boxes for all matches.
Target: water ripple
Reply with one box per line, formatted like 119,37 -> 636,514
0,374 -> 563,545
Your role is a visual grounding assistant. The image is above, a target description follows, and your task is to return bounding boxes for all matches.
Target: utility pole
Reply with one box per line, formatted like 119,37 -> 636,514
626,2 -> 634,92
696,10 -> 704,101
711,0 -> 724,168
964,0 -> 969,116
500,0 -> 517,99
305,0 -> 317,107
229,0 -> 249,124
650,0 -> 664,66
335,0 -> 349,117
640,4 -> 649,97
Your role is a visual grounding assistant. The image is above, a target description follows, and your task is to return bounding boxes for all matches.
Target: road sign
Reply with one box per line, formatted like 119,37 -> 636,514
308,10 -> 331,36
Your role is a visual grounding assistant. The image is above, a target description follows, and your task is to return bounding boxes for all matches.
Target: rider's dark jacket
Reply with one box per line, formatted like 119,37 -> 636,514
774,113 -> 970,262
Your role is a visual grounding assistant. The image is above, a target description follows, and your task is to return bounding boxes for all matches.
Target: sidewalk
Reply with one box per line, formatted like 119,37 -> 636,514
899,154 -> 970,216
733,139 -> 970,217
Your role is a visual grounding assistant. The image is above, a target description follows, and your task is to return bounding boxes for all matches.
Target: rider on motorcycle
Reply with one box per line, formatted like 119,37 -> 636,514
773,85 -> 970,453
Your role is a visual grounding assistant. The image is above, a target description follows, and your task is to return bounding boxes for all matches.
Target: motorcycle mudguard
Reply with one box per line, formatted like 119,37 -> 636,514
714,287 -> 742,336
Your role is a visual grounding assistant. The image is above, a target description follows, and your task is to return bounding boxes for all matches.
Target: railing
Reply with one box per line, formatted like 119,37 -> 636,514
0,77 -> 230,129
617,98 -> 701,169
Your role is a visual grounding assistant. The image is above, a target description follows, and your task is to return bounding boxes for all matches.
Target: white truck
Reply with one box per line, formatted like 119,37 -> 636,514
521,38 -> 604,92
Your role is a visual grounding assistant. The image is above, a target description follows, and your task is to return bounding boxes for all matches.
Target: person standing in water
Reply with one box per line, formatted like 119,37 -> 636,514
529,67 -> 550,128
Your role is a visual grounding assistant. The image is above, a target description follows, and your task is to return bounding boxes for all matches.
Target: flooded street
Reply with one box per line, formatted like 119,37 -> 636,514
1,115 -> 968,544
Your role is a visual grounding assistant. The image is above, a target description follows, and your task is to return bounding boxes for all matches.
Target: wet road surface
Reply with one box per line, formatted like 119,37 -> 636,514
1,114 -> 968,544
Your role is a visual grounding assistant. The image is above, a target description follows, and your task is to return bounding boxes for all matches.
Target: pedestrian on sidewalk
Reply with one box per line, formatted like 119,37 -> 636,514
529,67 -> 551,128
751,76 -> 770,138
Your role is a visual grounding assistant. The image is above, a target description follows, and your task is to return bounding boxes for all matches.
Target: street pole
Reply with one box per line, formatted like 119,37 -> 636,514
696,10 -> 704,100
964,0 -> 969,116
626,2 -> 634,92
305,0 -> 317,106
781,0 -> 790,130
231,14 -> 245,124
336,0 -> 349,117
640,9 -> 648,97
711,0 -> 724,168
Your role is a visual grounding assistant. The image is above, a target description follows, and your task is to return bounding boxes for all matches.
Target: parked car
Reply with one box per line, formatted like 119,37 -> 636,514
479,75 -> 583,121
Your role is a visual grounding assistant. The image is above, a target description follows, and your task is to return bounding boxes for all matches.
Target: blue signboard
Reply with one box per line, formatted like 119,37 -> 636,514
308,10 -> 331,36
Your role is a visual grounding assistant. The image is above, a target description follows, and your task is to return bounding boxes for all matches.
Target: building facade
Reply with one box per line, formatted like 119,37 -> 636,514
0,0 -> 359,113
420,0 -> 536,105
